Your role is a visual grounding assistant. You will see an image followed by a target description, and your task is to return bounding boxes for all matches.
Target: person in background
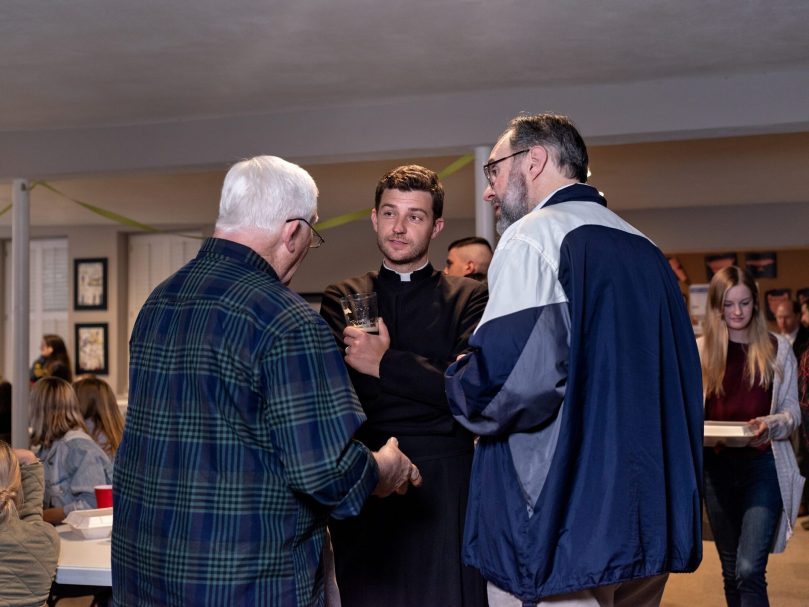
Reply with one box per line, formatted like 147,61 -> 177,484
800,300 -> 809,330
774,300 -> 809,361
29,376 -> 113,524
113,155 -> 419,606
74,376 -> 124,458
700,266 -> 803,607
446,112 -> 703,606
320,165 -> 488,607
30,334 -> 73,384
0,441 -> 60,606
800,348 -> 809,530
443,236 -> 493,281
773,299 -> 809,518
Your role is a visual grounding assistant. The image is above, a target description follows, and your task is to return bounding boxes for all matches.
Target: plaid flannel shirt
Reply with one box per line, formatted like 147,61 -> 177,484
112,238 -> 377,606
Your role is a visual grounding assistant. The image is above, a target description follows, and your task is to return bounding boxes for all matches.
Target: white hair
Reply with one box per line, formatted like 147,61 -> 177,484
215,156 -> 318,234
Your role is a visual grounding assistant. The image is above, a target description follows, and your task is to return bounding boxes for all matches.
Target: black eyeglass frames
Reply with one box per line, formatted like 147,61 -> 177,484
285,217 -> 325,248
482,149 -> 529,187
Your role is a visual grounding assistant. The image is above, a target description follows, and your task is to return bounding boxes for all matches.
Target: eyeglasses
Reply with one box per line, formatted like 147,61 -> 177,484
483,149 -> 529,187
286,217 -> 325,248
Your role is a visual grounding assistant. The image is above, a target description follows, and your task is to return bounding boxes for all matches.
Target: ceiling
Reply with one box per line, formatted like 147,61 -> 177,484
1,0 -> 808,227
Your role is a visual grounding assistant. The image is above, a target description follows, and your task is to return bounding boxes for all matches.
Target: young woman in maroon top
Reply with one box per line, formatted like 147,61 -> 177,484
699,266 -> 801,607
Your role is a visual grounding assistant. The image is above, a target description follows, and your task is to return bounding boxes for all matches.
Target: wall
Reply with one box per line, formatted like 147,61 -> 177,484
67,227 -> 128,392
669,247 -> 809,330
2,198 -> 807,396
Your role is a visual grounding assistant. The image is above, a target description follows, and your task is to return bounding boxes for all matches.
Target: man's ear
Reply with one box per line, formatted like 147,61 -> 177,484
371,208 -> 379,233
282,219 -> 301,253
526,145 -> 549,181
430,217 -> 445,240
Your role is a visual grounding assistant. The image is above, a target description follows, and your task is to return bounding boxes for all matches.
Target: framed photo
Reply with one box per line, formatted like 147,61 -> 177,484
704,252 -> 737,280
744,251 -> 777,278
75,323 -> 109,375
74,258 -> 108,310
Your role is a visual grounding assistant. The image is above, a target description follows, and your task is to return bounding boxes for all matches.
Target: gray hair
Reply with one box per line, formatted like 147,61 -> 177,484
215,156 -> 318,234
505,113 -> 589,183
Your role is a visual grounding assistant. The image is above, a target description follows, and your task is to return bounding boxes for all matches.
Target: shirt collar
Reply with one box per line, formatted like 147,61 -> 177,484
538,183 -> 608,210
380,261 -> 432,282
200,237 -> 280,281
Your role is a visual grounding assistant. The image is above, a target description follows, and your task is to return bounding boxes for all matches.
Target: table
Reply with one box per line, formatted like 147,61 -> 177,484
55,524 -> 112,587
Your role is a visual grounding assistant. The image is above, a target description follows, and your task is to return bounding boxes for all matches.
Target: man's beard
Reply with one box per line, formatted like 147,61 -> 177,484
377,234 -> 430,268
495,169 -> 532,235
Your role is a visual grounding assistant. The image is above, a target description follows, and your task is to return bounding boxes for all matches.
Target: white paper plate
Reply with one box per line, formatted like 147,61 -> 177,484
704,421 -> 754,447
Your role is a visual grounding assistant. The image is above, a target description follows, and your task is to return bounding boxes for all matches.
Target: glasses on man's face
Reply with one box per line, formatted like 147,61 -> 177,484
482,149 -> 529,187
285,217 -> 325,248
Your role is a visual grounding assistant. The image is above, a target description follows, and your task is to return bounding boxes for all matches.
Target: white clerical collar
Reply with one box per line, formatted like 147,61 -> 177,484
382,261 -> 429,282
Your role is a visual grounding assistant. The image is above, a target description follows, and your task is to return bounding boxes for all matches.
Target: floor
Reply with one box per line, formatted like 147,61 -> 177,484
56,518 -> 809,606
661,515 -> 809,607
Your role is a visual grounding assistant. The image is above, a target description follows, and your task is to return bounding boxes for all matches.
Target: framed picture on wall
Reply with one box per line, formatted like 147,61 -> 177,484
75,323 -> 109,375
744,251 -> 777,278
704,252 -> 737,280
74,258 -> 108,310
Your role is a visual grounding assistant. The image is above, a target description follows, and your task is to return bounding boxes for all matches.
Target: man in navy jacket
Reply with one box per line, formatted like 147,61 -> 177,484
446,113 -> 703,606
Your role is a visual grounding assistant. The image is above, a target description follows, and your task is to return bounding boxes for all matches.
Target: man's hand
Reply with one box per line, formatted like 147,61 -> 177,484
371,437 -> 422,497
343,317 -> 391,378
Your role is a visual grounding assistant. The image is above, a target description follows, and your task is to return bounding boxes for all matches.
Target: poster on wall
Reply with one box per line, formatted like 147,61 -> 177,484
764,288 -> 792,322
744,252 -> 777,278
688,284 -> 709,336
74,258 -> 108,310
704,253 -> 737,280
75,323 -> 109,375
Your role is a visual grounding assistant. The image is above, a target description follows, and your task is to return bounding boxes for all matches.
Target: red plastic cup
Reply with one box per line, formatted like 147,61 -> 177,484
94,484 -> 113,509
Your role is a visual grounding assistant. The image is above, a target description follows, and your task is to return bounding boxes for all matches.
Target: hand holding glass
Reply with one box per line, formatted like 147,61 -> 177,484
341,293 -> 378,333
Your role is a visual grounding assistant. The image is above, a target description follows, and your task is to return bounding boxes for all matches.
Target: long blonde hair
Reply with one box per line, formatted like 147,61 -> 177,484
0,440 -> 22,525
702,266 -> 776,397
74,376 -> 124,457
28,376 -> 87,450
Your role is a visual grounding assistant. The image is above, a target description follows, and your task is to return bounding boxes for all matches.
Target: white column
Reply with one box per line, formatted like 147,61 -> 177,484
474,145 -> 495,247
11,179 -> 30,448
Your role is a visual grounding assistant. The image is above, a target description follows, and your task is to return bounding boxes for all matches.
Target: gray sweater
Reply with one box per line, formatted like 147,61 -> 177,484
0,461 -> 60,607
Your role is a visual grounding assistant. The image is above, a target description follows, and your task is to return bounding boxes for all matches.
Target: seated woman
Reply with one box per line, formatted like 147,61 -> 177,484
0,441 -> 60,606
30,334 -> 73,384
29,377 -> 113,524
74,376 -> 124,459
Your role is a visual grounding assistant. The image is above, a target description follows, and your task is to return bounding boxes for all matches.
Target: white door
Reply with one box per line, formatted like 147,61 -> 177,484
2,238 -> 69,379
127,232 -> 201,342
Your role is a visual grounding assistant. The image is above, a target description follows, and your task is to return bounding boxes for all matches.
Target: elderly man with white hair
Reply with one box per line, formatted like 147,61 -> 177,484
113,155 -> 420,607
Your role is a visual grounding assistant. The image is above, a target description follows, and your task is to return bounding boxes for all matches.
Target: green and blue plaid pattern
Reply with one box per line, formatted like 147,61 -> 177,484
112,238 -> 377,606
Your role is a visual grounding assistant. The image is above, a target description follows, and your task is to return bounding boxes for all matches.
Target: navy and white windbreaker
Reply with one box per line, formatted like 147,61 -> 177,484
446,184 -> 703,602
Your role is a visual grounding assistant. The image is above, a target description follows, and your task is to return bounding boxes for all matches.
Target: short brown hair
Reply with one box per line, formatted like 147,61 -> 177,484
374,165 -> 444,219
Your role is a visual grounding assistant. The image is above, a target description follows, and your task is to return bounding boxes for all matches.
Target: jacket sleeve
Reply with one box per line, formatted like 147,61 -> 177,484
759,336 -> 800,440
63,444 -> 113,513
446,237 -> 570,436
18,461 -> 47,522
260,319 -> 378,520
